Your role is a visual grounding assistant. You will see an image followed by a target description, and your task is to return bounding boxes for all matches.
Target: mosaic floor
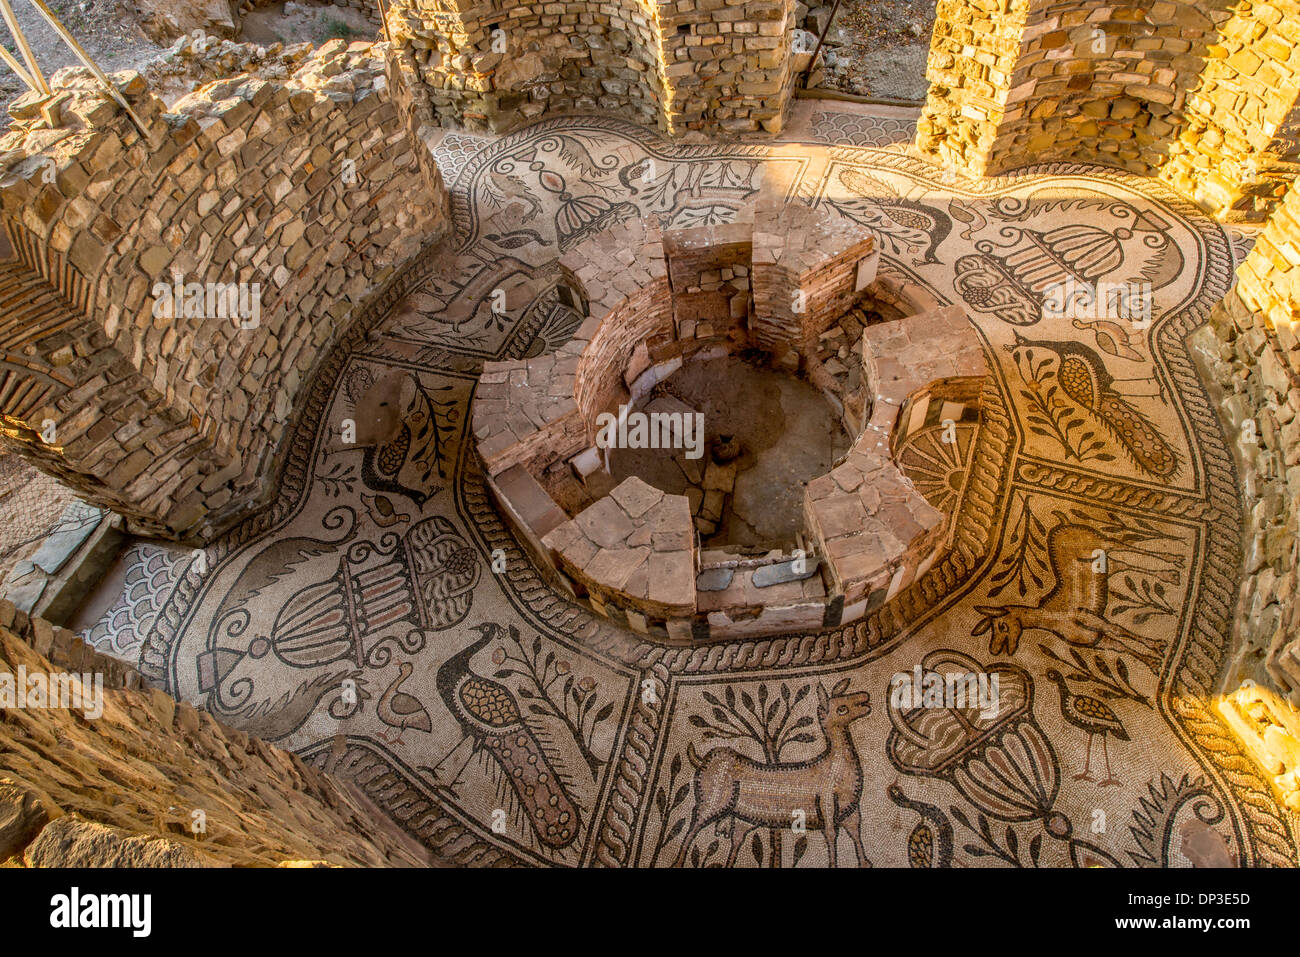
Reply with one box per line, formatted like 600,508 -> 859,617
83,101 -> 1298,867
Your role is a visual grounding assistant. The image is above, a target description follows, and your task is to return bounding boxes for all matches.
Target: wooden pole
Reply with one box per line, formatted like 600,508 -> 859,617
23,0 -> 147,134
798,0 -> 845,90
0,0 -> 48,94
0,40 -> 37,93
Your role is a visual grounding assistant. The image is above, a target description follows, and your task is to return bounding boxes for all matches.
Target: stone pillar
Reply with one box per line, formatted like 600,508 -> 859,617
916,0 -> 1231,180
1160,0 -> 1300,223
657,0 -> 798,135
916,0 -> 1037,177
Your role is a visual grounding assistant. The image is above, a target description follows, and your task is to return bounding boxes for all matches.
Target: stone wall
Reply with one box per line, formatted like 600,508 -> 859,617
751,190 -> 878,359
0,600 -> 431,866
1159,0 -> 1300,223
663,222 -> 752,339
915,0 -> 1300,224
570,220 -> 673,433
1201,175 -> 1300,811
384,0 -> 799,135
0,41 -> 450,542
918,0 -> 1229,179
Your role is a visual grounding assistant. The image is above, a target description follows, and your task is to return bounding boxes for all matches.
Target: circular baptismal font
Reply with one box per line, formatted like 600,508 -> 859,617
472,202 -> 988,643
610,352 -> 850,547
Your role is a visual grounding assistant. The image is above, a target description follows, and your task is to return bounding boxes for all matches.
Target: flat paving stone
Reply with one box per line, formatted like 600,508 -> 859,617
752,558 -> 820,588
696,567 -> 735,591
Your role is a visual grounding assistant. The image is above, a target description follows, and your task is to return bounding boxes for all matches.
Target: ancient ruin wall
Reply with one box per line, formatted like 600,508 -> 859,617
386,0 -> 666,131
916,0 -> 1300,225
1207,186 -> 1300,697
1159,0 -> 1300,223
1201,172 -> 1300,809
918,0 -> 1230,179
385,0 -> 798,135
0,41 -> 450,541
0,600 -> 429,867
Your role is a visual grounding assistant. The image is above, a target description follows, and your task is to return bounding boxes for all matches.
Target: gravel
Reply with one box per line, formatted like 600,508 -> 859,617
0,0 -> 162,114
804,0 -> 936,101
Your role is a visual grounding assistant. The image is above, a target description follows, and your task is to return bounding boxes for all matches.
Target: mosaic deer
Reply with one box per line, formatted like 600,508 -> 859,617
974,520 -> 1167,671
672,680 -> 873,867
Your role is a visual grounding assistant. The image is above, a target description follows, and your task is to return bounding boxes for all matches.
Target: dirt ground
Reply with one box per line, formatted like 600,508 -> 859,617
238,1 -> 373,48
0,0 -> 161,111
611,355 -> 849,547
0,0 -> 372,116
808,0 -> 936,101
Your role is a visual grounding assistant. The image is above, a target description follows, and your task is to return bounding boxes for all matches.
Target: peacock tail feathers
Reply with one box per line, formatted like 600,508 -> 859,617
482,724 -> 581,848
1095,392 -> 1179,478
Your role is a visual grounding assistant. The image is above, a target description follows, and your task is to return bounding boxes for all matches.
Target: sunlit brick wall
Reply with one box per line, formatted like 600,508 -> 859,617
0,41 -> 450,541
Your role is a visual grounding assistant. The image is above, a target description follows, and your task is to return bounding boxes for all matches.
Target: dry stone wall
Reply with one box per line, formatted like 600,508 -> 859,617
915,0 -> 1300,224
0,599 -> 431,866
0,41 -> 450,542
1200,175 -> 1300,811
385,0 -> 800,135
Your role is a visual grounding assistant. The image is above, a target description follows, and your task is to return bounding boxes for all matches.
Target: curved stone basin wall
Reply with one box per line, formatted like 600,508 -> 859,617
472,186 -> 989,642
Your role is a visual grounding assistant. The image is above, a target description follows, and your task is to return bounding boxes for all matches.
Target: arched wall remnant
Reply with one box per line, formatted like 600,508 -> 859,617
0,41 -> 451,542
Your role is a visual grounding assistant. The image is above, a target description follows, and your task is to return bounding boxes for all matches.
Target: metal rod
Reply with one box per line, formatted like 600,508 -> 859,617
376,0 -> 392,44
0,0 -> 48,93
798,0 -> 845,90
22,0 -> 147,134
0,39 -> 37,92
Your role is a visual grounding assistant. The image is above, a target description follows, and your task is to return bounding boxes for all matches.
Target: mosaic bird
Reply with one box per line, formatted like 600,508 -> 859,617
1006,332 -> 1177,478
361,492 -> 410,528
354,371 -> 450,509
1071,317 -> 1144,363
435,622 -> 581,849
838,168 -> 953,264
377,662 -> 431,745
1045,669 -> 1128,787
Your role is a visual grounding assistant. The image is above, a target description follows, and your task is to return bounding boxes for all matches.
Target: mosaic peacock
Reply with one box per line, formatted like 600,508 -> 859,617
1008,332 -> 1178,478
436,622 -> 581,849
